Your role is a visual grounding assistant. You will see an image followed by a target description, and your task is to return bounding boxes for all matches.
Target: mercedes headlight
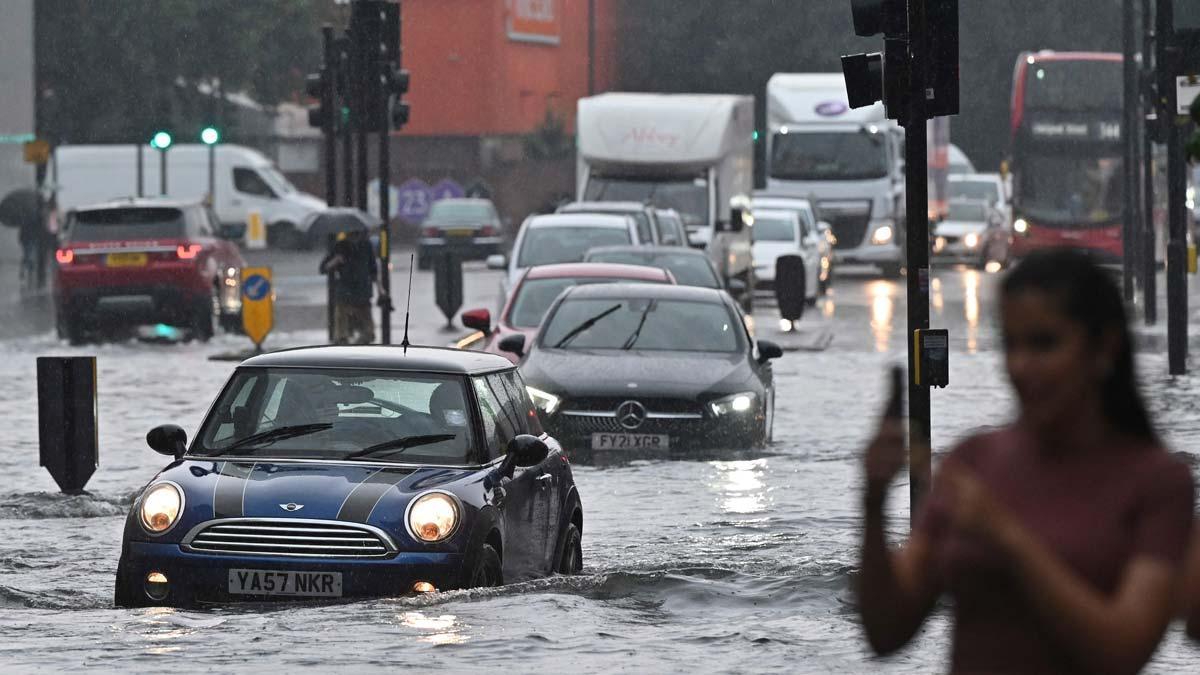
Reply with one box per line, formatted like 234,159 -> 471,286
526,386 -> 560,415
709,392 -> 758,416
870,225 -> 894,245
139,482 -> 183,535
407,491 -> 460,543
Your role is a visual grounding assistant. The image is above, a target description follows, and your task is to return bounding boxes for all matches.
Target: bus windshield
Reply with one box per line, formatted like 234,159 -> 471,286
1017,153 -> 1123,225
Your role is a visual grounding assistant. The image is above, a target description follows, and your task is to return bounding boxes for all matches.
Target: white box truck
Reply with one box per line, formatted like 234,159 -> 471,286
576,93 -> 756,307
765,73 -> 906,276
47,144 -> 326,248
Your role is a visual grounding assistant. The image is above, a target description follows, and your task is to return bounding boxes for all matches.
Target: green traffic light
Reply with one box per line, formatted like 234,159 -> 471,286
200,127 -> 220,145
150,131 -> 172,150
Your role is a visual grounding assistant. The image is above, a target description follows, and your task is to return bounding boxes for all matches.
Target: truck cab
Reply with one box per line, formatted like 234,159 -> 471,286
765,74 -> 906,277
576,93 -> 756,310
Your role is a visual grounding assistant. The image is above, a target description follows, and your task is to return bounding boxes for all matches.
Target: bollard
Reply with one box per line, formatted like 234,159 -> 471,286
433,251 -> 464,330
774,255 -> 807,322
37,356 -> 98,494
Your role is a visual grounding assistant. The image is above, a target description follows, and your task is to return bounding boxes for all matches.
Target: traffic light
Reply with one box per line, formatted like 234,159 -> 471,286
384,67 -> 411,129
841,0 -> 908,120
150,131 -> 172,150
200,126 -> 220,145
925,0 -> 960,117
306,68 -> 329,129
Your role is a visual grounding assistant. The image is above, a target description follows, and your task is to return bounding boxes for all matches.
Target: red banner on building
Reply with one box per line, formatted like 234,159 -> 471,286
507,0 -> 560,44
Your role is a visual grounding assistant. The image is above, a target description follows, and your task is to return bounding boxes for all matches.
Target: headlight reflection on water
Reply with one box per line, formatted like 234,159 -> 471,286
710,459 -> 770,516
400,612 -> 469,645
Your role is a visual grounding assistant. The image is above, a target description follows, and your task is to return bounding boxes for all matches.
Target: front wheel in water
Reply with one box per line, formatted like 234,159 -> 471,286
556,523 -> 583,575
469,543 -> 503,588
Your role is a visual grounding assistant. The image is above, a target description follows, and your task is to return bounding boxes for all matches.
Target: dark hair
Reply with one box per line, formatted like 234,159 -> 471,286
1001,249 -> 1157,443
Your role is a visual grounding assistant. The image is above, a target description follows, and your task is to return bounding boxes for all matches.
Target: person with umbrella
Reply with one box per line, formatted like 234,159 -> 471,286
0,188 -> 44,289
318,214 -> 380,345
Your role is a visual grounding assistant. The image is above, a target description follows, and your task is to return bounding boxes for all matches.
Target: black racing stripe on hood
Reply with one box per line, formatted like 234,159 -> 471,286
336,468 -> 410,522
213,461 -> 255,519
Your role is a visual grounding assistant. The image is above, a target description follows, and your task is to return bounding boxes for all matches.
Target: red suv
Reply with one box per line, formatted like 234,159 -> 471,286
54,199 -> 245,343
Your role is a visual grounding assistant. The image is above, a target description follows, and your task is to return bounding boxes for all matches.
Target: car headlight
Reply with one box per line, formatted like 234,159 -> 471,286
526,386 -> 560,415
964,233 -> 980,249
1013,218 -> 1029,235
139,482 -> 183,535
407,491 -> 460,543
709,391 -> 758,416
870,225 -> 893,245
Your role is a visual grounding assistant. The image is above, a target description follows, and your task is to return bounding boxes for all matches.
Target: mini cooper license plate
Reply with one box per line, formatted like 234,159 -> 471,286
228,569 -> 343,597
591,433 -> 669,451
105,252 -> 148,267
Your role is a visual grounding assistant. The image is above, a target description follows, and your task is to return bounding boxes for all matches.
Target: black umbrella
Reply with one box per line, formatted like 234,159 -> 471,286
0,188 -> 40,230
306,208 -> 382,243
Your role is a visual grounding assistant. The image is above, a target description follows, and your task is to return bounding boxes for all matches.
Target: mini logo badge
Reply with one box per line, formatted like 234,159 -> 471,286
616,400 -> 647,430
279,503 -> 304,512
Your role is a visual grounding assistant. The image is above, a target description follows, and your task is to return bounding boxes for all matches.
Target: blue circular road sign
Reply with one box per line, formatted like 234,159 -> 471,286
243,274 -> 272,301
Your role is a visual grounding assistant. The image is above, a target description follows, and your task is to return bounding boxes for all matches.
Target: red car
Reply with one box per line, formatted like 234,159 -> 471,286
54,199 -> 245,344
460,262 -> 675,363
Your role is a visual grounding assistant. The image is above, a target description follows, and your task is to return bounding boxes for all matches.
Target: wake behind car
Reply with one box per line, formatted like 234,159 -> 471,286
506,284 -> 782,457
54,198 -> 244,344
116,346 -> 583,607
460,262 -> 675,363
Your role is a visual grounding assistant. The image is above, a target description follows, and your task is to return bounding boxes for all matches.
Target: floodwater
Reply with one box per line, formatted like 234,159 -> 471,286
2,267 -> 1198,673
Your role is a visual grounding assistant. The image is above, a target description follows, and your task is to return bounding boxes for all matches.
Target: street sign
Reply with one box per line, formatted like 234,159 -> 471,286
241,267 -> 274,349
1177,74 -> 1200,114
23,139 -> 50,165
396,178 -> 431,225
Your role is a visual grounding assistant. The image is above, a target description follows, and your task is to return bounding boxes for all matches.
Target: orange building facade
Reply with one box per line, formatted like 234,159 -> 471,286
400,0 -> 619,137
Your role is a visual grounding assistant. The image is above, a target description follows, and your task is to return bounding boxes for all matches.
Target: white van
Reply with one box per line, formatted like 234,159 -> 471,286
47,144 -> 326,247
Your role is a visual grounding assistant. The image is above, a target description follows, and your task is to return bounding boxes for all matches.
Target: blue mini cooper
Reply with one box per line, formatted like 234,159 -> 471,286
116,346 -> 583,607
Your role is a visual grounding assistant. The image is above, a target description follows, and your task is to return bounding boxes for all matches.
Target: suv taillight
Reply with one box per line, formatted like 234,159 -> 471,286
55,248 -> 74,264
479,225 -> 496,236
176,243 -> 202,259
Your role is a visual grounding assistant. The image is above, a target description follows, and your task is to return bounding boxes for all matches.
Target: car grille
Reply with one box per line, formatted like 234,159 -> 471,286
552,397 -> 706,435
818,202 -> 872,249
182,519 -> 395,558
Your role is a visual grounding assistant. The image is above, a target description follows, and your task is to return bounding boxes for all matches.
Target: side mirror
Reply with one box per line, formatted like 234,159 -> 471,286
486,253 -> 507,270
727,278 -> 747,294
728,194 -> 752,234
757,339 -> 784,363
461,308 -> 491,333
509,434 -> 550,468
147,424 -> 187,459
498,333 -> 526,357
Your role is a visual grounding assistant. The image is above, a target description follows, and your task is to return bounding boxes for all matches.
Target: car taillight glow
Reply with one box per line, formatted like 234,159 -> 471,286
55,249 -> 74,264
176,244 -> 202,259
480,225 -> 496,236
422,227 -> 439,237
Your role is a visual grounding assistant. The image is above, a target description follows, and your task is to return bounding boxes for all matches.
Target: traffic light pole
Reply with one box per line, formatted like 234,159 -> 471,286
159,148 -> 167,196
322,26 -> 337,206
1159,0 -> 1188,374
1144,0 -> 1158,326
379,124 -> 393,345
1124,0 -> 1139,303
905,0 -> 932,523
341,36 -> 354,209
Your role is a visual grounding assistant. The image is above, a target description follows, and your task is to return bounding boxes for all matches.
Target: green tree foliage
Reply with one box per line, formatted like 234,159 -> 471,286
36,0 -> 341,144
616,0 -> 1124,170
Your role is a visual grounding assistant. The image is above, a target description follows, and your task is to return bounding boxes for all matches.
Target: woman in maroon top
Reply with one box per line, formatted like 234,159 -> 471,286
859,249 -> 1195,674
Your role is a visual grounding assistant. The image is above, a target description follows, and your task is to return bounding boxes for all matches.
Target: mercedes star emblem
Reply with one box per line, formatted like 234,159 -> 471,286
616,400 -> 647,430
279,503 -> 305,512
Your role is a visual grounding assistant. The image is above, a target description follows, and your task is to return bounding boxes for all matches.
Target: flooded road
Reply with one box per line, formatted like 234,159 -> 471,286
2,265 -> 1198,672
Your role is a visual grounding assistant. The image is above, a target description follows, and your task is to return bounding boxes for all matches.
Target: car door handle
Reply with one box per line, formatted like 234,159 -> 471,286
536,473 -> 553,490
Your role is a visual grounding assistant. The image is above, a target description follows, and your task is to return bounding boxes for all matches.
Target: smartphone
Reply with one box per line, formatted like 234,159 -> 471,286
885,365 -> 903,419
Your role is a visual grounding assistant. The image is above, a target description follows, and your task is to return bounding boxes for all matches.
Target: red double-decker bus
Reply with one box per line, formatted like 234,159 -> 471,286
1009,51 -> 1125,261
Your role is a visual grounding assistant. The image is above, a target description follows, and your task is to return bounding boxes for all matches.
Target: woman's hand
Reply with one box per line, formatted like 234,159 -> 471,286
864,419 -> 906,508
940,463 -> 1021,550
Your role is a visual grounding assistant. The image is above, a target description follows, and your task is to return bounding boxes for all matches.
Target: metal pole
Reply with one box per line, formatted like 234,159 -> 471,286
136,143 -> 144,198
159,148 -> 167,196
906,0 -> 932,523
322,26 -> 337,206
1123,0 -> 1139,303
1159,0 -> 1188,374
341,36 -> 354,208
353,18 -> 368,213
208,143 -> 216,204
587,0 -> 597,96
1145,0 -> 1158,326
380,126 -> 392,345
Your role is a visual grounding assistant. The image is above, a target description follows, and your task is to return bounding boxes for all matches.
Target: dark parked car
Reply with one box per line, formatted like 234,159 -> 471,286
116,345 -> 583,607
54,198 -> 244,344
417,198 -> 504,269
503,284 -> 782,458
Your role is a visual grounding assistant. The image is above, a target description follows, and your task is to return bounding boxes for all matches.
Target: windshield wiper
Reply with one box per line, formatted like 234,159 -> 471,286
621,301 -> 655,350
211,423 -> 334,455
344,434 -> 457,461
553,303 -> 622,348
